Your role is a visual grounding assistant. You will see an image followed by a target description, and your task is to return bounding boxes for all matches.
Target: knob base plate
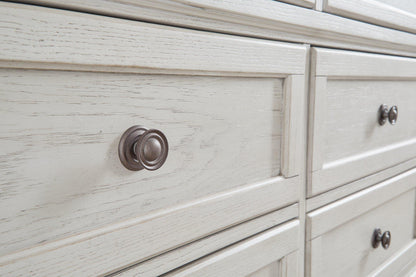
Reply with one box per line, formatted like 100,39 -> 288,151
118,125 -> 148,171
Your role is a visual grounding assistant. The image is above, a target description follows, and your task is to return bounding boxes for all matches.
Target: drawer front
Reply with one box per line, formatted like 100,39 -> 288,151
322,0 -> 416,34
278,0 -> 315,8
307,168 -> 416,277
0,3 -> 306,276
308,47 -> 416,195
163,220 -> 299,277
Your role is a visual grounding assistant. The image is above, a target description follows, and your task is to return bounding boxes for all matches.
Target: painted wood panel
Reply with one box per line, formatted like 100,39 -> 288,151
278,0 -> 315,9
113,204 -> 298,277
306,157 -> 416,212
164,220 -> 299,277
0,70 -> 285,256
323,0 -> 416,34
9,0 -> 416,57
308,48 -> 416,196
307,169 -> 416,277
370,240 -> 416,276
0,3 -> 306,276
0,2 -> 306,75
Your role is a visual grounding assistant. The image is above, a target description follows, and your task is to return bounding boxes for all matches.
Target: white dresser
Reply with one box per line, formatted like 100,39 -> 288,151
0,1 -> 415,276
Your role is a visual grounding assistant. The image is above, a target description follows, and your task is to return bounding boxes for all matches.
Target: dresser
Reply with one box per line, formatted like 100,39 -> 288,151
0,1 -> 415,276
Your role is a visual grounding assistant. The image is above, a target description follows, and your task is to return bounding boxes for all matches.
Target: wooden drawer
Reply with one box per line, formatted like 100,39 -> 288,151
278,0 -> 315,8
322,0 -> 416,34
307,168 -> 416,277
0,3 -> 306,276
161,220 -> 300,277
308,47 -> 416,196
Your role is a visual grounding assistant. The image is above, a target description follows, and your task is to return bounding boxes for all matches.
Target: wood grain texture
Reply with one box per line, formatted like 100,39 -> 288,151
309,47 -> 416,196
113,204 -> 298,277
164,220 -> 299,277
323,0 -> 416,34
0,2 -> 306,75
0,177 -> 299,276
314,48 -> 416,78
370,240 -> 416,277
309,190 -> 415,277
307,167 -> 416,239
0,67 -> 302,275
12,0 -> 416,57
0,70 -> 282,254
247,250 -> 298,277
0,3 -> 307,275
282,75 -> 305,177
306,157 -> 416,212
247,261 -> 280,277
278,0 -> 315,8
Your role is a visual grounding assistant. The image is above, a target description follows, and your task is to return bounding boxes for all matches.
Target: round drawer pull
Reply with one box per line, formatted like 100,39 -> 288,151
118,125 -> 168,171
378,104 -> 389,125
372,228 -> 391,249
382,231 -> 391,249
388,106 -> 398,125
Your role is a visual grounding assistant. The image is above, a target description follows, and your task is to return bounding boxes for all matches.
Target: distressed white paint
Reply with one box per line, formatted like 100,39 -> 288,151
308,168 -> 416,238
0,2 -> 306,75
306,157 -> 416,212
309,47 -> 416,196
323,0 -> 416,34
307,170 -> 416,276
164,220 -> 299,277
279,0 -> 315,8
1,1 -> 416,277
370,240 -> 416,277
0,2 -> 307,275
10,0 -> 416,57
113,204 -> 298,277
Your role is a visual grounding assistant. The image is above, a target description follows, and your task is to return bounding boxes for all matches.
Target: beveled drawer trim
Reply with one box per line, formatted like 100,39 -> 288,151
0,177 -> 299,276
370,240 -> 416,277
323,0 -> 416,34
313,48 -> 416,78
306,157 -> 416,212
164,220 -> 299,277
307,167 -> 416,239
10,0 -> 416,57
0,2 -> 306,76
111,204 -> 298,276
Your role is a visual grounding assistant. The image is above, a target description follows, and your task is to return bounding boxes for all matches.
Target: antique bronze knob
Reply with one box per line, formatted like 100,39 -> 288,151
382,231 -> 391,249
388,106 -> 398,125
372,228 -> 383,248
118,125 -> 168,171
378,104 -> 389,125
372,228 -> 391,250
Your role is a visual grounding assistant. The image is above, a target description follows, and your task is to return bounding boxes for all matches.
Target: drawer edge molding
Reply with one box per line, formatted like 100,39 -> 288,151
323,0 -> 416,35
110,204 -> 299,276
0,2 -> 306,76
0,176 -> 299,276
163,220 -> 300,277
307,167 -> 416,239
11,0 -> 416,57
369,240 -> 416,277
312,138 -> 416,195
313,48 -> 416,78
306,157 -> 416,212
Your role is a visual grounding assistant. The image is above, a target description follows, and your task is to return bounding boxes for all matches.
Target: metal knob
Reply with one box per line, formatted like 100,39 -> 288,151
388,106 -> 398,125
372,229 -> 391,249
372,228 -> 383,248
378,104 -> 389,125
382,231 -> 391,249
118,125 -> 168,171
